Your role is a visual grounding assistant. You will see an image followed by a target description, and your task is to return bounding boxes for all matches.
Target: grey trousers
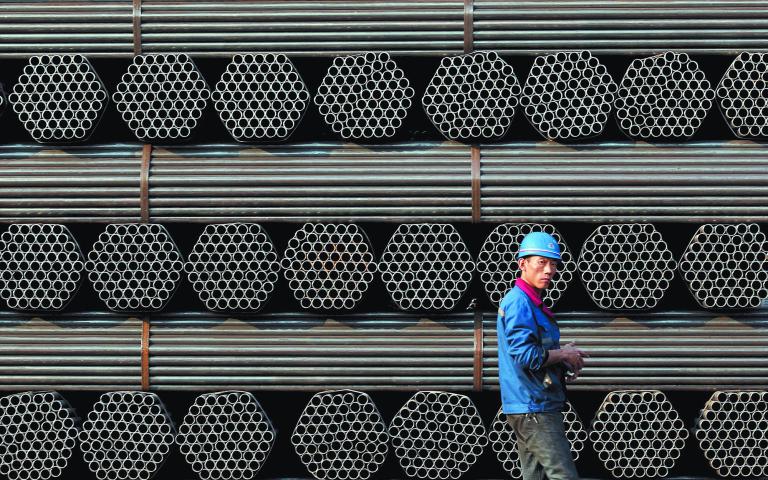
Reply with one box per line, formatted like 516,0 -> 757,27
506,412 -> 580,480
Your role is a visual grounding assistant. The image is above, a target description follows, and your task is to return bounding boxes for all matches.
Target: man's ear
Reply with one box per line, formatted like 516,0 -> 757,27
517,257 -> 525,270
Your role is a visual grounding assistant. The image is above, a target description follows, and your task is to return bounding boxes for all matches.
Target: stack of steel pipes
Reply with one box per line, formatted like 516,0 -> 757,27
0,1 -> 133,58
480,140 -> 768,223
148,142 -> 472,223
138,1 -> 464,56
3,141 -> 768,224
473,0 -> 768,55
484,311 -> 768,391
0,310 -> 766,392
0,311 -> 142,390
0,144 -> 143,223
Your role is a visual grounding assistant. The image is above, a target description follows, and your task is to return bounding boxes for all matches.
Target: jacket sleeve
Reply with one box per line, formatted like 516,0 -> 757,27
502,296 -> 548,371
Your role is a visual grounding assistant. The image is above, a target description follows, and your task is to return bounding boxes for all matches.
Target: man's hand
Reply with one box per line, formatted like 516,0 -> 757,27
557,342 -> 589,371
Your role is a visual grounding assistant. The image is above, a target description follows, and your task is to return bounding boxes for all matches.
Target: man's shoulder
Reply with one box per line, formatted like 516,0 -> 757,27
498,286 -> 530,316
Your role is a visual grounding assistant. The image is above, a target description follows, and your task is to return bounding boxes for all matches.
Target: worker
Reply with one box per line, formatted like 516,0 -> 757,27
497,231 -> 589,480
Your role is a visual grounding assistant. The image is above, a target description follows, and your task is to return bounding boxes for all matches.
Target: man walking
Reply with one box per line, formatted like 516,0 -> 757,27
497,231 -> 588,480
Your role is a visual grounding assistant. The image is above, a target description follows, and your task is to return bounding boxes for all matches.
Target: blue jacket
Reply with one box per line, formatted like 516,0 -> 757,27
497,285 -> 566,414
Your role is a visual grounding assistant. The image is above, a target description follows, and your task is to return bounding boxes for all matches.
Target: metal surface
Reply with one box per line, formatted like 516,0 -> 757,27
473,0 -> 768,55
716,52 -> 768,139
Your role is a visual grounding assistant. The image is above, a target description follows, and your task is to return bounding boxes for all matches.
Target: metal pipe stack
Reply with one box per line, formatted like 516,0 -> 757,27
577,223 -> 677,310
679,223 -> 768,310
185,223 -> 281,312
422,51 -> 521,141
212,53 -> 310,142
314,52 -> 414,140
139,1 -> 465,56
693,390 -> 768,479
0,391 -> 78,480
388,391 -> 487,480
479,140 -> 768,222
113,54 -> 211,142
379,224 -> 475,312
9,54 -> 108,144
0,224 -> 84,311
520,51 -> 617,140
282,223 -> 377,311
473,0 -> 768,55
79,391 -> 175,480
717,52 -> 768,138
588,390 -> 689,479
291,389 -> 388,480
84,224 -> 184,312
614,52 -> 715,139
177,391 -> 276,480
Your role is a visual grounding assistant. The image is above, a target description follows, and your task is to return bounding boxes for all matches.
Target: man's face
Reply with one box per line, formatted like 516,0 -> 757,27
518,255 -> 558,290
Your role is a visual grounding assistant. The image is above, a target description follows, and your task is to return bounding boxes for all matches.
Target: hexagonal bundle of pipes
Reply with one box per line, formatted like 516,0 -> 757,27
717,52 -> 768,138
79,391 -> 175,480
423,50 -> 521,140
8,54 -> 108,143
85,224 -> 184,312
314,52 -> 414,139
0,224 -> 84,311
615,52 -> 715,139
212,53 -> 310,142
489,402 -> 587,479
0,391 -> 78,480
379,223 -> 474,311
185,223 -> 281,312
520,51 -> 616,140
389,391 -> 487,480
679,223 -> 768,309
589,390 -> 689,479
291,389 -> 388,480
693,390 -> 768,478
177,391 -> 276,480
113,54 -> 210,141
282,223 -> 377,310
578,224 -> 677,310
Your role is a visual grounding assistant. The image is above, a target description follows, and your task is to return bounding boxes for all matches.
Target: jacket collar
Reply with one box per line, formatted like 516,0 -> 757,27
515,278 -> 554,319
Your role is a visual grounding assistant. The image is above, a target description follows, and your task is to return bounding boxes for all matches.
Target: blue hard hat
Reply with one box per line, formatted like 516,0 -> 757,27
517,231 -> 562,261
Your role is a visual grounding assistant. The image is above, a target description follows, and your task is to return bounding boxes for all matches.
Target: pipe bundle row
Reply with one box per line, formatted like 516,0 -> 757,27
8,54 -> 108,143
84,224 -> 184,312
472,0 -> 768,55
177,390 -> 275,480
1,388 -> 764,480
0,391 -> 78,480
694,390 -> 768,479
588,390 -> 689,479
3,1 -> 768,58
113,53 -> 211,142
291,390 -> 388,480
488,402 -> 588,479
79,391 -> 175,480
0,310 -> 765,391
1,220 -> 767,313
0,224 -> 83,311
577,223 -> 677,310
3,51 -> 768,142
